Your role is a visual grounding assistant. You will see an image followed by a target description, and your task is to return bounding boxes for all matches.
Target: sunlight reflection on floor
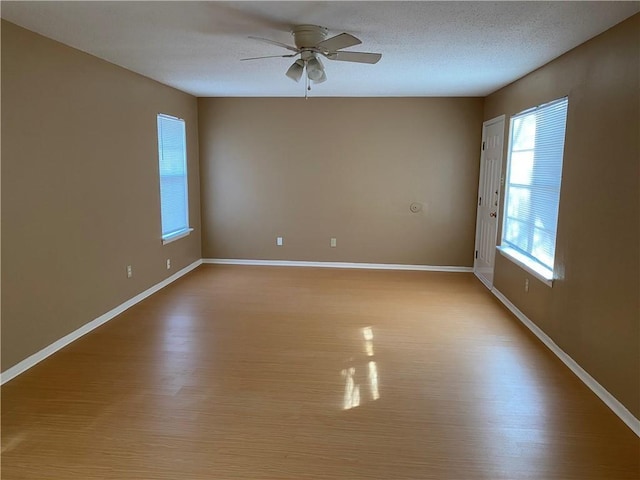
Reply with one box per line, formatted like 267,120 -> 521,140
342,326 -> 380,410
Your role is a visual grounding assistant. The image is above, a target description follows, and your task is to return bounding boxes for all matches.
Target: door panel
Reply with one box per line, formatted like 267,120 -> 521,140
474,116 -> 505,289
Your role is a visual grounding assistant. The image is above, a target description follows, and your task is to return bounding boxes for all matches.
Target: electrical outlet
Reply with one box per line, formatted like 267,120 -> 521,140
166,259 -> 171,270
126,265 -> 132,278
330,237 -> 337,248
524,278 -> 529,293
276,236 -> 283,246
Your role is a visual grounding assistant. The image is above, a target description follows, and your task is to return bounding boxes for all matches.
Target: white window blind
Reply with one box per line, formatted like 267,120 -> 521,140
157,114 -> 190,242
501,97 -> 568,278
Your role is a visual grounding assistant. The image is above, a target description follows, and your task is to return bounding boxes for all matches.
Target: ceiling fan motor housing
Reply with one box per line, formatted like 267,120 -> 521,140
292,25 -> 328,49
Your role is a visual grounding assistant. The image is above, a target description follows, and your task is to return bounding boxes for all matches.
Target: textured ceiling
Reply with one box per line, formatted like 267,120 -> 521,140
2,1 -> 639,97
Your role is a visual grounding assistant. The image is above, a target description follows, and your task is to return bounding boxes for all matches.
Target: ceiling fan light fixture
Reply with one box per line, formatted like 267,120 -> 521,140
285,59 -> 305,82
313,69 -> 327,84
306,56 -> 325,82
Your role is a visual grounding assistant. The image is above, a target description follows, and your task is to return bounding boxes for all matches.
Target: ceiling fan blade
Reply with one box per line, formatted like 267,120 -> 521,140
241,54 -> 298,61
316,33 -> 361,52
248,36 -> 299,53
325,51 -> 382,64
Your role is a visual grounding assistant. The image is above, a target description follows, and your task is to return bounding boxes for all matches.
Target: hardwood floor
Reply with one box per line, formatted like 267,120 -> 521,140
1,265 -> 638,479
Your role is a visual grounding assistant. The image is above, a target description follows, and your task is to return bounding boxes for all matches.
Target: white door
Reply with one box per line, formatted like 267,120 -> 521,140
474,115 -> 505,289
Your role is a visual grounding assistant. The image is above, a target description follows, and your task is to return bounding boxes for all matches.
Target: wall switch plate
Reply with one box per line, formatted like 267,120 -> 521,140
126,265 -> 132,278
166,259 -> 171,270
330,237 -> 337,248
276,236 -> 283,246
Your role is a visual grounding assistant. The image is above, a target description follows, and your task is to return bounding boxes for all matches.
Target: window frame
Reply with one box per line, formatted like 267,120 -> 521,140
157,113 -> 192,245
498,97 -> 569,287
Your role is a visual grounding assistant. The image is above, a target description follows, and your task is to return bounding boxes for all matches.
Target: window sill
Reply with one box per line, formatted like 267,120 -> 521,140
162,228 -> 194,245
497,246 -> 554,287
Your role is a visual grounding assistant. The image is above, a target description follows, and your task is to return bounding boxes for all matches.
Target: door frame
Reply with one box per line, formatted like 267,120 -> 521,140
473,114 -> 505,289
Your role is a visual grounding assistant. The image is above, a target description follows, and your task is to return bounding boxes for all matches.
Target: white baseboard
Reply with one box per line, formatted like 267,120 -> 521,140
473,271 -> 493,289
203,258 -> 473,272
492,288 -> 640,437
0,259 -> 203,385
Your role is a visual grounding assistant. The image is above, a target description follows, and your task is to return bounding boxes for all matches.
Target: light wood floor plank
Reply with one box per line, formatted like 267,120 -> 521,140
2,265 -> 638,479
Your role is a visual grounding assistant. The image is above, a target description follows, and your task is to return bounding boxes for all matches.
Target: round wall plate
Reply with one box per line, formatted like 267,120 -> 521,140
409,202 -> 422,213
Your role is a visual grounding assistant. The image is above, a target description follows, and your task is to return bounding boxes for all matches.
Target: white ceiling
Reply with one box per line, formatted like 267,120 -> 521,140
2,1 -> 638,97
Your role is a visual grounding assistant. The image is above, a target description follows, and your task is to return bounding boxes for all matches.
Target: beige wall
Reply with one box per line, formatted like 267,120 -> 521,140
1,21 -> 202,371
198,97 -> 483,265
485,14 -> 639,417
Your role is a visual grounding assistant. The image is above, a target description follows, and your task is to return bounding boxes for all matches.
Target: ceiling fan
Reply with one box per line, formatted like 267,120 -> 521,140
242,25 -> 382,87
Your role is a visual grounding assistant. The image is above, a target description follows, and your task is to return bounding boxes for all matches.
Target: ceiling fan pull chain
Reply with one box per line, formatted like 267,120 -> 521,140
305,60 -> 310,99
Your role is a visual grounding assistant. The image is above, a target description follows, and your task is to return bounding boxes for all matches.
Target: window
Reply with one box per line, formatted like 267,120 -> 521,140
500,97 -> 569,284
157,114 -> 191,244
